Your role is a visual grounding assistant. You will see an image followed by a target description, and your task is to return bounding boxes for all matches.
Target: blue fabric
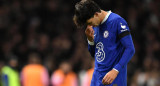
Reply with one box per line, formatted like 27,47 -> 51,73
2,74 -> 9,86
91,66 -> 127,86
88,44 -> 95,57
88,12 -> 135,86
113,35 -> 135,72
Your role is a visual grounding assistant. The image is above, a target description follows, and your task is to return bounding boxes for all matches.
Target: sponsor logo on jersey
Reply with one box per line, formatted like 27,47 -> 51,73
120,23 -> 128,32
95,42 -> 105,62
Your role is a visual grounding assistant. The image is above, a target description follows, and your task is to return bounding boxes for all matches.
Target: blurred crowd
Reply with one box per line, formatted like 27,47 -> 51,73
0,0 -> 160,86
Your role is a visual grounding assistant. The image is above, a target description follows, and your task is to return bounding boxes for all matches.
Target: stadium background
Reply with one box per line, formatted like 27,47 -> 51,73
0,0 -> 160,86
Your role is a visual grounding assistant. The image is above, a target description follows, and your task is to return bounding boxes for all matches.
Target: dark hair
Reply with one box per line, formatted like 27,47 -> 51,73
73,0 -> 101,28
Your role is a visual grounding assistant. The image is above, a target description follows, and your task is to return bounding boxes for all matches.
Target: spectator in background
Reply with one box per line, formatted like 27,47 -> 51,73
0,0 -> 159,85
1,56 -> 20,86
21,53 -> 49,86
0,61 -> 5,86
131,57 -> 160,86
51,61 -> 77,86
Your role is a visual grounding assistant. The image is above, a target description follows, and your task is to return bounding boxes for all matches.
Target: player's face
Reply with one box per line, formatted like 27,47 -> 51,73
86,13 -> 101,27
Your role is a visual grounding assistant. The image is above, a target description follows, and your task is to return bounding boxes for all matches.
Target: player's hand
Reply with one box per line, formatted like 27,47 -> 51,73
85,25 -> 94,42
102,69 -> 119,85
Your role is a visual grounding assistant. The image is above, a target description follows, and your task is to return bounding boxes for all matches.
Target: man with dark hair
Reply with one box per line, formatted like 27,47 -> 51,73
73,0 -> 135,86
73,0 -> 101,28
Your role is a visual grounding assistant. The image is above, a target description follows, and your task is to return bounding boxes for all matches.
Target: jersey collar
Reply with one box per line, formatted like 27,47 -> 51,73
101,10 -> 112,24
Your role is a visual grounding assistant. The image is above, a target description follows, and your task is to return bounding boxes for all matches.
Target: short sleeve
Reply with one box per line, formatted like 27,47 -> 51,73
117,18 -> 131,39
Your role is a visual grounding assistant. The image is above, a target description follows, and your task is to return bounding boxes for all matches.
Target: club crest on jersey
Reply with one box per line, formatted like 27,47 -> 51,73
103,30 -> 109,38
95,42 -> 105,62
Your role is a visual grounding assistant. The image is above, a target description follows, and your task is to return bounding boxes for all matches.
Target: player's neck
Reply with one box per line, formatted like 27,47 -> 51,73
100,10 -> 108,23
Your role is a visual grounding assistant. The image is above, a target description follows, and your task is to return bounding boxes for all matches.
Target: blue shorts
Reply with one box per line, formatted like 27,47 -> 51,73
90,66 -> 127,86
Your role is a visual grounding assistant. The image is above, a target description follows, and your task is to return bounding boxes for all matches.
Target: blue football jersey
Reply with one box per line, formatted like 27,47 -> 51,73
88,11 -> 135,86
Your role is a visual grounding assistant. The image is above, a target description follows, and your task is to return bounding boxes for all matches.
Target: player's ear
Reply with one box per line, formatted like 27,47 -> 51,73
94,12 -> 100,18
94,12 -> 99,17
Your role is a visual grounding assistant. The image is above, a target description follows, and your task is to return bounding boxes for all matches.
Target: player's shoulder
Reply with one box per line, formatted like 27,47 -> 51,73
108,12 -> 124,23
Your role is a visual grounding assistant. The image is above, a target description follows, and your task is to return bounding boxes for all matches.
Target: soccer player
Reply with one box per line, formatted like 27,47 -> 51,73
73,0 -> 135,86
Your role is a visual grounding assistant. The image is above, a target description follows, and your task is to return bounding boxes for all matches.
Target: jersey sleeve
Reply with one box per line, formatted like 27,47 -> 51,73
88,40 -> 95,57
113,18 -> 135,72
117,18 -> 131,39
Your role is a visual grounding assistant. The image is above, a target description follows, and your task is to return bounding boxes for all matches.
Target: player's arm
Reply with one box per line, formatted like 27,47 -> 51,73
113,33 -> 135,72
113,18 -> 135,72
102,18 -> 135,85
85,26 -> 95,57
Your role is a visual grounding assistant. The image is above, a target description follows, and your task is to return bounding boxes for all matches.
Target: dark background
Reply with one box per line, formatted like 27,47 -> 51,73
0,0 -> 160,85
